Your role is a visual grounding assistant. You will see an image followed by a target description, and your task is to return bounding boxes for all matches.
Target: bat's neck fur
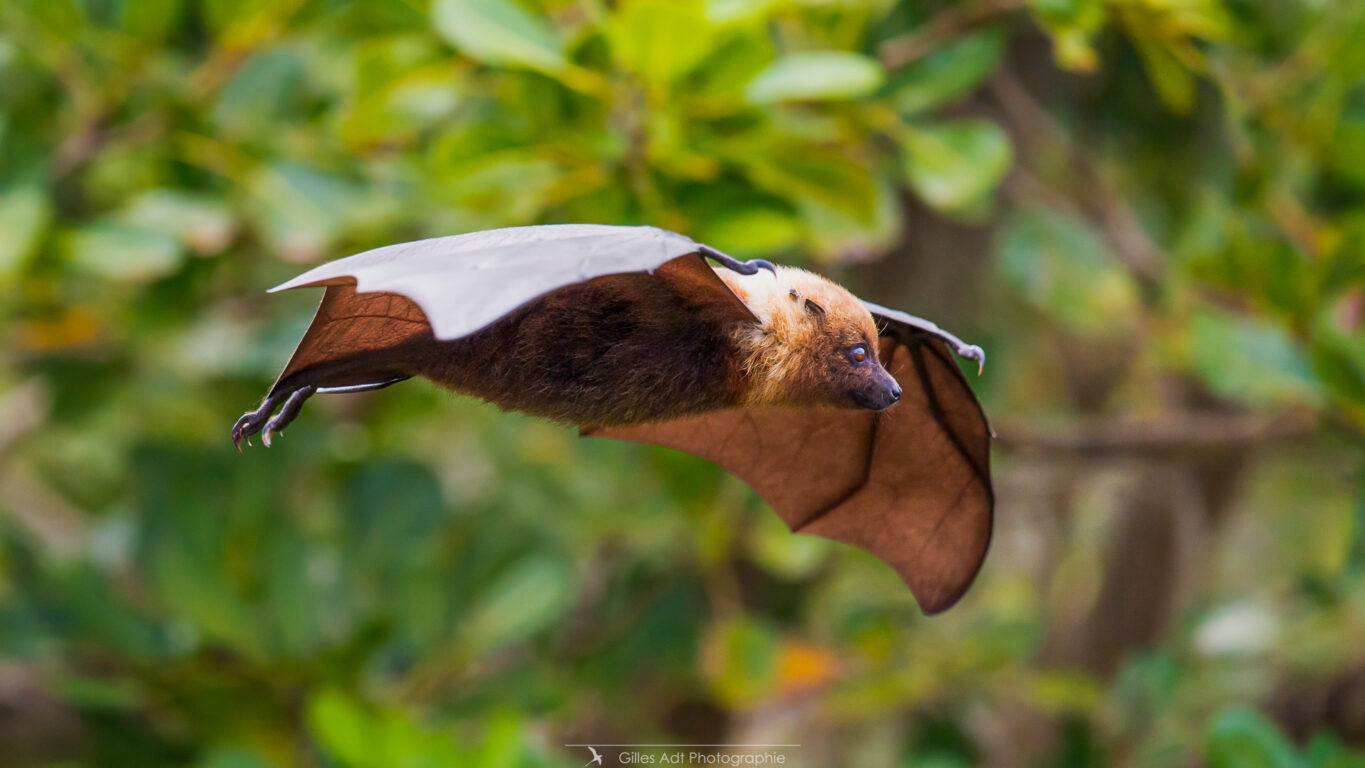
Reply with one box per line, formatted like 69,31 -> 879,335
717,266 -> 882,408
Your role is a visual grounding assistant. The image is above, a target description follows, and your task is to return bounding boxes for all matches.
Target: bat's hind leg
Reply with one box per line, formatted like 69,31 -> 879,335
258,385 -> 316,447
232,384 -> 317,449
232,375 -> 410,450
698,246 -> 776,276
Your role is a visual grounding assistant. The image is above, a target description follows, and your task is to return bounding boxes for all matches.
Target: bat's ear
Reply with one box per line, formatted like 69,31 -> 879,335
789,289 -> 826,320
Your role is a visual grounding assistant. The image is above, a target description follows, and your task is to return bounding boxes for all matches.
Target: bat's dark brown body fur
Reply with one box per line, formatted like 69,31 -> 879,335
409,273 -> 745,426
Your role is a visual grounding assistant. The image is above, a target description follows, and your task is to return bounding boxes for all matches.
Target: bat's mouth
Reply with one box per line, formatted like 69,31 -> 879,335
849,381 -> 902,411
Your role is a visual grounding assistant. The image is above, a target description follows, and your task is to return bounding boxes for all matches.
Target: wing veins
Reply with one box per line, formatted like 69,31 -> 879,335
317,313 -> 431,326
791,415 -> 878,532
907,339 -> 992,496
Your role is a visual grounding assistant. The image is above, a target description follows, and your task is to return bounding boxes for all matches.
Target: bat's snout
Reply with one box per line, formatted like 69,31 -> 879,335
850,371 -> 902,411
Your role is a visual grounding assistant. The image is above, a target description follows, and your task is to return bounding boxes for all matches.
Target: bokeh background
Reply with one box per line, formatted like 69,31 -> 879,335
1,0 -> 1363,765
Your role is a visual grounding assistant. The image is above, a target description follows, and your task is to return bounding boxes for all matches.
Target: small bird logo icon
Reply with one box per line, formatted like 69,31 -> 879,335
581,746 -> 603,766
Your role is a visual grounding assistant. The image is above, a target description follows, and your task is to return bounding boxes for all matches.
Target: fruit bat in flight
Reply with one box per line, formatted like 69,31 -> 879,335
233,225 -> 993,613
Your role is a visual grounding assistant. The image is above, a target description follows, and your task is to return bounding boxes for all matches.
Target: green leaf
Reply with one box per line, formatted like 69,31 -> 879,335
472,710 -> 524,768
744,52 -> 884,103
737,143 -> 879,225
0,181 -> 50,278
1029,0 -> 1105,71
748,504 -> 828,579
795,177 -> 901,258
607,0 -> 720,89
339,68 -> 463,147
702,618 -> 779,707
246,163 -> 362,262
65,221 -> 184,282
1329,119 -> 1365,189
1305,732 -> 1365,768
119,189 -> 236,255
198,746 -> 279,768
342,459 -> 446,582
1191,308 -> 1325,407
339,36 -> 464,147
213,49 -> 305,139
901,119 -> 1013,213
695,207 -> 802,256
308,689 -> 379,768
891,29 -> 1005,114
427,148 -> 562,225
462,555 -> 574,653
1207,708 -> 1303,768
996,204 -> 1139,333
705,0 -> 782,25
120,0 -> 183,39
431,0 -> 567,73
691,31 -> 776,100
1133,34 -> 1196,113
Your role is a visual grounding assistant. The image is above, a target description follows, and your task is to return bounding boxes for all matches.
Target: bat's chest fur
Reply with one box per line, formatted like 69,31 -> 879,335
409,275 -> 744,427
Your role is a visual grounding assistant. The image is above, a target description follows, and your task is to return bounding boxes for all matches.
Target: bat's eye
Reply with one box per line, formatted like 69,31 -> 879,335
849,346 -> 868,364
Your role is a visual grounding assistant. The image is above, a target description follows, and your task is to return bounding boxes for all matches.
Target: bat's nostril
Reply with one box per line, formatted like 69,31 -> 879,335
890,385 -> 902,401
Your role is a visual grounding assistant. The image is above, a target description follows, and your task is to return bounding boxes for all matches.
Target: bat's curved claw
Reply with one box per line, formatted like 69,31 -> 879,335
232,385 -> 315,450
698,246 -> 777,276
260,385 -> 314,449
232,404 -> 273,450
958,344 -> 986,375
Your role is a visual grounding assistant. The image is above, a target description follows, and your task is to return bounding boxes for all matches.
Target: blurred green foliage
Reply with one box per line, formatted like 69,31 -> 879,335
0,0 -> 1363,766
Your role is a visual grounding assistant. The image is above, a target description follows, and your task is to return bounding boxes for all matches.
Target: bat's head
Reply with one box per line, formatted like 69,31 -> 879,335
722,266 -> 902,411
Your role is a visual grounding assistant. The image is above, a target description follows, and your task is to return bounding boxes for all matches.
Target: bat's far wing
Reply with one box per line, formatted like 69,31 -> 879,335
588,309 -> 993,614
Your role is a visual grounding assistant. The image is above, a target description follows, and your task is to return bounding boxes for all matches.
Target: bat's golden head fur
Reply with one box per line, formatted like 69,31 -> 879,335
717,266 -> 902,411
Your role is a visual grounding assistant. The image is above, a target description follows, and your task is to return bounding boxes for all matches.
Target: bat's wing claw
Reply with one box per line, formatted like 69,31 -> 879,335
861,301 -> 986,374
959,344 -> 986,374
698,246 -> 776,276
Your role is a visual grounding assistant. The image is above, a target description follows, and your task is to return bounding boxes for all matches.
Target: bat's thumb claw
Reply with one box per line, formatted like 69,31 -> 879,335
958,344 -> 986,375
699,246 -> 777,277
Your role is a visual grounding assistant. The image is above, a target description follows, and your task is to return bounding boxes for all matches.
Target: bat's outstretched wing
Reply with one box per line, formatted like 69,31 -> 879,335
263,224 -> 750,395
271,225 -> 714,340
588,308 -> 993,615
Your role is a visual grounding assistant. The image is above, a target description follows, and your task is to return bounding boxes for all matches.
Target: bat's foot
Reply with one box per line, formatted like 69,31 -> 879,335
231,385 -> 316,449
232,397 -> 277,450
698,246 -> 776,276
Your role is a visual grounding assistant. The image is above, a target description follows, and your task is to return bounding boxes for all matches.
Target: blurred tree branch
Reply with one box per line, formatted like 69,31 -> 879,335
989,69 -> 1166,288
996,412 -> 1317,456
878,0 -> 1029,68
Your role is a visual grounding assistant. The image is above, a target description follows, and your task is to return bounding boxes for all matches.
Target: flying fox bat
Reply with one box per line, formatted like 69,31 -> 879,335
233,225 -> 993,613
